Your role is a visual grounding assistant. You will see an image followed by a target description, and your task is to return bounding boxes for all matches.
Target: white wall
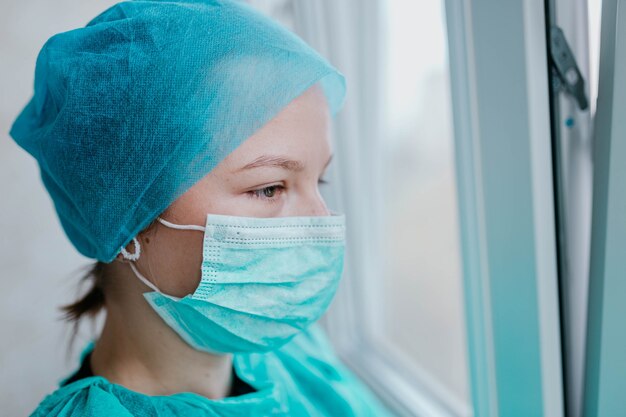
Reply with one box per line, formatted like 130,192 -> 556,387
0,2 -> 119,415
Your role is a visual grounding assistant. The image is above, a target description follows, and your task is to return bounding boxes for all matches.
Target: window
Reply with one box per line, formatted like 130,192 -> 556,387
270,0 -> 626,416
292,1 -> 566,416
378,0 -> 470,409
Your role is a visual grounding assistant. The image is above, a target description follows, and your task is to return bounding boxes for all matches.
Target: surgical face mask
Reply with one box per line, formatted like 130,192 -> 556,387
120,213 -> 345,354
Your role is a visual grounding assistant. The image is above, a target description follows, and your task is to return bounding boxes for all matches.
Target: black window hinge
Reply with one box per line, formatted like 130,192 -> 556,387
550,26 -> 589,111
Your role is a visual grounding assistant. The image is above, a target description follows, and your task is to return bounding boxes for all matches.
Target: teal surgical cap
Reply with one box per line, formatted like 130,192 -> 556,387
10,0 -> 346,262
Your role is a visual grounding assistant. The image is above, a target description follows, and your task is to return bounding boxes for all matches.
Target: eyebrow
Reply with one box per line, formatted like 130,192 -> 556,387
237,154 -> 333,172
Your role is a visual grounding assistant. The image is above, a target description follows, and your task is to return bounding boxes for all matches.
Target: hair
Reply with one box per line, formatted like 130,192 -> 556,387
60,219 -> 160,335
61,262 -> 107,324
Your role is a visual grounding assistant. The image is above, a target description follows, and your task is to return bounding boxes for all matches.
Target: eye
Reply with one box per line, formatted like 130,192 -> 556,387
248,184 -> 285,200
318,177 -> 329,185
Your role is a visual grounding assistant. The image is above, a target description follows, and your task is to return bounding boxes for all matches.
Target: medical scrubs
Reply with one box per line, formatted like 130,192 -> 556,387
30,325 -> 394,416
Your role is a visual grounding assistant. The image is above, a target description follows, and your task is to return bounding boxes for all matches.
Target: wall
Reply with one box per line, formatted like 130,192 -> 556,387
0,2 -> 119,415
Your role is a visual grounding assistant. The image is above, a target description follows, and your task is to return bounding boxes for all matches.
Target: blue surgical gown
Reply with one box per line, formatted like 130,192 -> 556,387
30,325 -> 394,416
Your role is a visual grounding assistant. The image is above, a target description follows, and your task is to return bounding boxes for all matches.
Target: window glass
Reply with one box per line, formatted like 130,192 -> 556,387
379,0 -> 470,405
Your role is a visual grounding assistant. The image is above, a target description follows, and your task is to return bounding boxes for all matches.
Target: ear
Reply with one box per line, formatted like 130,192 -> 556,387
114,252 -> 129,264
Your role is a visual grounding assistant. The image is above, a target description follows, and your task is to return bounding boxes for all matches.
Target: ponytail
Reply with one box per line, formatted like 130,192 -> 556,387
61,261 -> 106,329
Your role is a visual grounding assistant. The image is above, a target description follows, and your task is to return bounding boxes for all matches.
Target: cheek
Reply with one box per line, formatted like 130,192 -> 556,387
145,228 -> 204,297
206,192 -> 285,217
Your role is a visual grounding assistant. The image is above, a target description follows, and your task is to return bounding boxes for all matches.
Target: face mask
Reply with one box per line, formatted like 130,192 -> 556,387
120,213 -> 345,354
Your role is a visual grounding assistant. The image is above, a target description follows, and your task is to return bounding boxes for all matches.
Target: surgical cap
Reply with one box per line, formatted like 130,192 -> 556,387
10,0 -> 346,262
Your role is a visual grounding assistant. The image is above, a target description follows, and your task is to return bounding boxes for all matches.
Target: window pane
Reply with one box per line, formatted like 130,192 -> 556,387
379,0 -> 470,406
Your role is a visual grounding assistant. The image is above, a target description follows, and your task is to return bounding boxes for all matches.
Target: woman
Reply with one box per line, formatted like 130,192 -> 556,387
10,1 -> 392,416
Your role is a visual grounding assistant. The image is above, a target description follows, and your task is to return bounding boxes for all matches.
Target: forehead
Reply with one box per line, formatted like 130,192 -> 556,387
221,84 -> 332,168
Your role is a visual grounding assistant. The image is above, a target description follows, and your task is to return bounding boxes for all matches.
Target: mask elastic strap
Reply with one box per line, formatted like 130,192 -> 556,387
119,237 -> 162,293
157,216 -> 206,232
119,217 -> 204,295
128,262 -> 162,293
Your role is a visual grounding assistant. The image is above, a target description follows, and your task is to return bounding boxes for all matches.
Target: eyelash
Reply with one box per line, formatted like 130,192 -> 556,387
248,184 -> 285,201
248,178 -> 329,202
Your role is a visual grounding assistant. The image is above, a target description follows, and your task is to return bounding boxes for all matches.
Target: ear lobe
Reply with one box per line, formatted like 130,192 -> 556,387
115,252 -> 130,264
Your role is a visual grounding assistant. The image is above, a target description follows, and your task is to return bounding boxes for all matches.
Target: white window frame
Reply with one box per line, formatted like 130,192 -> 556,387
548,0 -> 595,416
452,2 -> 564,416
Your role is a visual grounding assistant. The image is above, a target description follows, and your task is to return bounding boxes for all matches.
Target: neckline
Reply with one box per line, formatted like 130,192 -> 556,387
57,342 -> 278,407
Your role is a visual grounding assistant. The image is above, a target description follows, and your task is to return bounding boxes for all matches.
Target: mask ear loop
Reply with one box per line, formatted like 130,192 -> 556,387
157,216 -> 206,232
128,262 -> 162,293
119,218 -> 205,296
120,237 -> 141,261
119,237 -> 161,293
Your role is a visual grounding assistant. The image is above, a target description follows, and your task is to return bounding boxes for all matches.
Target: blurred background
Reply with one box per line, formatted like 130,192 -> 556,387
1,2 -> 121,414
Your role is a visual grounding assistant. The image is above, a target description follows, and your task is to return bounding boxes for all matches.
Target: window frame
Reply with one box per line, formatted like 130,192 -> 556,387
547,0 -> 596,415
583,0 -> 626,415
453,1 -> 565,416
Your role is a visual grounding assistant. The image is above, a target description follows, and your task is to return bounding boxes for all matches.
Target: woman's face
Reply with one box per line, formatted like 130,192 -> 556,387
125,84 -> 334,297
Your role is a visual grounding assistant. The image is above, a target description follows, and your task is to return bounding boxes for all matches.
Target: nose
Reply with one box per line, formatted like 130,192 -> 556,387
297,190 -> 330,217
310,195 -> 330,216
